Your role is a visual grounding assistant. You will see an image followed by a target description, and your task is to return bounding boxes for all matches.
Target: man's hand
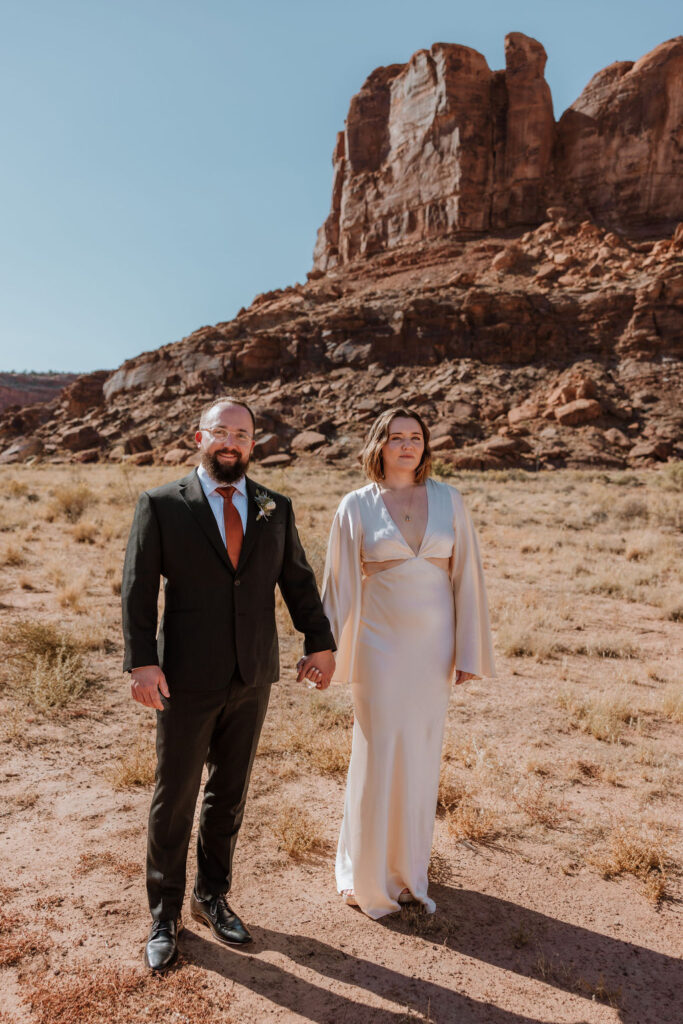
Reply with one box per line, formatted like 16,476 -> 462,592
296,650 -> 335,690
455,670 -> 477,686
131,665 -> 170,710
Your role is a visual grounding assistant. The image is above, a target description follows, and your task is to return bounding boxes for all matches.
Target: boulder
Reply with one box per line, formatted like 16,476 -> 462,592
628,439 -> 673,461
508,399 -> 540,424
124,434 -> 153,454
261,453 -> 294,467
73,447 -> 100,463
0,436 -> 44,464
291,430 -> 328,452
61,425 -> 102,452
163,447 -> 191,465
554,398 -> 602,426
253,433 -> 280,459
430,435 -> 456,451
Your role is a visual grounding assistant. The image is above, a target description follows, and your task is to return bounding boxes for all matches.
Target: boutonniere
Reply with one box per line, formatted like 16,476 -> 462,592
254,488 -> 276,521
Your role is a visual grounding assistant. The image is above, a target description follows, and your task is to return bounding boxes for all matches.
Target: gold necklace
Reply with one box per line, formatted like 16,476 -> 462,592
382,484 -> 419,522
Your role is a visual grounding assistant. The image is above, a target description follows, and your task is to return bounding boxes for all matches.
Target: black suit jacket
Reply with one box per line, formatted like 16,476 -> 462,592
121,470 -> 335,691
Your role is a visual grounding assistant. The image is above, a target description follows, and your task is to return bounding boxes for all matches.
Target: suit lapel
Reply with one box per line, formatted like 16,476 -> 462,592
236,477 -> 259,574
179,470 -> 234,572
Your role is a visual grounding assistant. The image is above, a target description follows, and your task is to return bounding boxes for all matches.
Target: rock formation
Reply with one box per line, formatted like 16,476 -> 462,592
313,34 -> 683,271
0,34 -> 681,471
0,372 -> 78,414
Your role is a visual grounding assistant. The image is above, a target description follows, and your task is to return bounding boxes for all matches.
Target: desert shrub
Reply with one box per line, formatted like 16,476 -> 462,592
557,687 -> 638,742
0,542 -> 26,567
446,798 -> 503,844
271,804 -> 327,860
588,822 -> 669,903
661,683 -> 683,724
2,619 -> 89,711
47,481 -> 96,522
111,732 -> 157,789
657,460 -> 683,492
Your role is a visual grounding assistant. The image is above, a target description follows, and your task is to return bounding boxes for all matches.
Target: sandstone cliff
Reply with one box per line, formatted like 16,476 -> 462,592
313,34 -> 683,271
0,34 -> 681,472
0,372 -> 77,415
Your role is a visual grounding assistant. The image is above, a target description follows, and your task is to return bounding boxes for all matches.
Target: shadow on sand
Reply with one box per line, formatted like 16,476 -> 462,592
179,885 -> 680,1023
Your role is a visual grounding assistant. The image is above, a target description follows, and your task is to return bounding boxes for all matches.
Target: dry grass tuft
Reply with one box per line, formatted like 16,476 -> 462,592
276,697 -> 353,777
446,798 -> 504,845
1,542 -> 26,567
22,961 -> 229,1024
2,619 -> 90,712
77,851 -> 140,879
572,636 -> 640,659
534,952 -> 621,1008
437,766 -> 467,815
271,803 -> 328,860
46,481 -> 96,523
71,520 -> 98,544
513,780 -> 568,828
589,822 -> 670,903
0,909 -> 50,967
660,683 -> 683,723
110,731 -> 157,789
557,687 -> 639,742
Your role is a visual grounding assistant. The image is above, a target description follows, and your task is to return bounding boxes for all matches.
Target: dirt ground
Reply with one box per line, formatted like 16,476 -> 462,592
0,459 -> 681,1024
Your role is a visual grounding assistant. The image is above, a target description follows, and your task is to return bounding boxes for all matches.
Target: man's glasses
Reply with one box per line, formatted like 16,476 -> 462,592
204,428 -> 253,445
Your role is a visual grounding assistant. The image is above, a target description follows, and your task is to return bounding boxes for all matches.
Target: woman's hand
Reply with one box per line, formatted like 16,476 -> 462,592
455,670 -> 477,686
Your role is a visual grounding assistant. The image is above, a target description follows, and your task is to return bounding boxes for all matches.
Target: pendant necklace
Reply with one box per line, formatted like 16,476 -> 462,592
384,484 -> 418,521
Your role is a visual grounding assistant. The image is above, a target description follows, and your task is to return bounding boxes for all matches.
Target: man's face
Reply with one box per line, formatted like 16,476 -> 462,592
195,403 -> 256,484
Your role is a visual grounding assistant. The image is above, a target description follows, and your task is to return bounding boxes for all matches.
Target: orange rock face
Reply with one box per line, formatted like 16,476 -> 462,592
314,34 -> 683,271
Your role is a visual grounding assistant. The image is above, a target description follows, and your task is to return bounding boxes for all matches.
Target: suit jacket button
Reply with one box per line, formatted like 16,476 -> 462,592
234,579 -> 241,586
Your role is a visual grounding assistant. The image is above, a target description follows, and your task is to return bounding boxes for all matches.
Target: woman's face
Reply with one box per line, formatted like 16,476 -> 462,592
381,416 -> 425,477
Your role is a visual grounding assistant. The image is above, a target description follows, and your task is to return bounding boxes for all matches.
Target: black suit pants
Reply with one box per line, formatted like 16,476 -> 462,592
146,673 -> 270,920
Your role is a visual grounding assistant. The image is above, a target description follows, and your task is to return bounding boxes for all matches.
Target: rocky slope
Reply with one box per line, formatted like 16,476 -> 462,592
0,372 -> 77,415
0,34 -> 681,472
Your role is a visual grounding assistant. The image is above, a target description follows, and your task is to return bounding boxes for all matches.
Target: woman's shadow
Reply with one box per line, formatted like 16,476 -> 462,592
178,884 -> 679,1023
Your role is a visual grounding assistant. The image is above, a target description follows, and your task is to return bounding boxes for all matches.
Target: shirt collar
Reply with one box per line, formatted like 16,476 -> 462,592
197,463 -> 247,497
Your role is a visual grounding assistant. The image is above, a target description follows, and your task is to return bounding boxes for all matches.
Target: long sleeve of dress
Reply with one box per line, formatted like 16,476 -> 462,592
449,489 -> 496,678
321,493 -> 363,684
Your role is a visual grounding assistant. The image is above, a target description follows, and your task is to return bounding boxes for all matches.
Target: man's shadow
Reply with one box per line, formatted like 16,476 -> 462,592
179,885 -> 680,1024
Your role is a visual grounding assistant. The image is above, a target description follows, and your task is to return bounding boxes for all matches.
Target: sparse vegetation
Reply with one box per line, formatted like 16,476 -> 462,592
0,461 -> 680,1023
588,822 -> 670,903
1,618 -> 89,711
557,687 -> 640,742
271,803 -> 328,859
111,730 -> 157,789
446,798 -> 504,844
46,481 -> 96,523
77,851 -> 140,879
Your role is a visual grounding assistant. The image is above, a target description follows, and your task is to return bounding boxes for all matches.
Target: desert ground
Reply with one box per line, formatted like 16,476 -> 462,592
0,458 -> 681,1024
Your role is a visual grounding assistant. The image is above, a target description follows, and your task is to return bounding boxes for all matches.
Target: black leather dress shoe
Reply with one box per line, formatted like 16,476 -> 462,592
144,917 -> 182,971
190,891 -> 252,945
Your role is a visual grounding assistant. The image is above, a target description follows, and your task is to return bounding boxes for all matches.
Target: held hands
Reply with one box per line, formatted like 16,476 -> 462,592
455,670 -> 477,686
296,650 -> 335,690
130,665 -> 170,710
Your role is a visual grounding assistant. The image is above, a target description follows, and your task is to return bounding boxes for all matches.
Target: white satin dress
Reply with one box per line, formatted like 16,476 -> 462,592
322,477 -> 495,920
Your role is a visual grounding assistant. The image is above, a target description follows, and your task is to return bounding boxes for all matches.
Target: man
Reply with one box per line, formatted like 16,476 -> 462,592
122,397 -> 335,971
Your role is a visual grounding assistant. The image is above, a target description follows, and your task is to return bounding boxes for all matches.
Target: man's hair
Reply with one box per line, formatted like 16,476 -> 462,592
199,396 -> 256,435
359,406 -> 432,483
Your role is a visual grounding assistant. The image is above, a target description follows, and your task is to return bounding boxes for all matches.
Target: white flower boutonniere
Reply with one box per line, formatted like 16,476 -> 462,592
255,489 -> 277,521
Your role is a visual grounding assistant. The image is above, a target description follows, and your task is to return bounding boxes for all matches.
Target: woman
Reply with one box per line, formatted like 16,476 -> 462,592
321,407 -> 495,920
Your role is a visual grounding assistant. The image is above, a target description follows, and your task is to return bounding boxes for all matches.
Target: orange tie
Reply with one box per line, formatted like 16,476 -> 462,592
216,486 -> 244,569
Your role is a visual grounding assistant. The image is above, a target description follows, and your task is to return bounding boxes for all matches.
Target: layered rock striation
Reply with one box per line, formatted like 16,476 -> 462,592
0,34 -> 681,471
313,34 -> 683,271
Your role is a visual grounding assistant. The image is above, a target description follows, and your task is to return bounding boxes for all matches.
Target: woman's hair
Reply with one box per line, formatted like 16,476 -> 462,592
360,407 -> 432,483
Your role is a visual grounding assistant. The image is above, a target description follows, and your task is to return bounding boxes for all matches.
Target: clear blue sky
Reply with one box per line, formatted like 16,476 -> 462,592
0,0 -> 679,373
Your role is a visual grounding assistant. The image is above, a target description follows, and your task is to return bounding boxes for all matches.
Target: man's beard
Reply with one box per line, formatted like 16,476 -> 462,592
201,448 -> 250,484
